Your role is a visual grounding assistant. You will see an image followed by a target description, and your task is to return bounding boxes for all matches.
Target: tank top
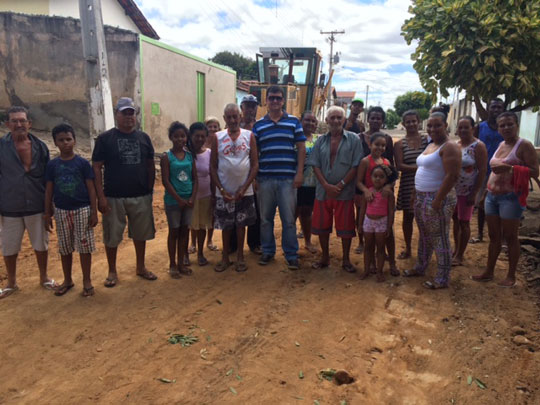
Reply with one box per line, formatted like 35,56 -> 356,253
364,155 -> 390,189
196,149 -> 211,199
216,128 -> 253,197
415,143 -> 446,192
366,188 -> 388,216
164,150 -> 193,206
455,141 -> 478,196
487,138 -> 524,194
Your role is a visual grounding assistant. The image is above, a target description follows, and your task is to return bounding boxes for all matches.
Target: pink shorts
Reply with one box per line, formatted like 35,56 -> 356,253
363,216 -> 388,233
456,195 -> 474,221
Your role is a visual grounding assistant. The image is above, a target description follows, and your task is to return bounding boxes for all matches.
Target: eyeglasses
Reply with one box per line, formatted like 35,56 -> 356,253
9,119 -> 28,124
268,96 -> 283,102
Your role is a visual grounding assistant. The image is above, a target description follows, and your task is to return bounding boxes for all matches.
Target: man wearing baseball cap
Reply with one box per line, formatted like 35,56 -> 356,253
344,97 -> 365,134
92,97 -> 157,287
240,94 -> 262,254
240,95 -> 258,132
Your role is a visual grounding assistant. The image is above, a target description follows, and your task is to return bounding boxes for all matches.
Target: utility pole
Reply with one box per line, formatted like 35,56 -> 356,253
365,85 -> 369,122
320,30 -> 345,108
79,0 -> 115,150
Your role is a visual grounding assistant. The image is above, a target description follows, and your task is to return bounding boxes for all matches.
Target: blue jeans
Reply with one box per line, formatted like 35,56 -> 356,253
258,178 -> 298,261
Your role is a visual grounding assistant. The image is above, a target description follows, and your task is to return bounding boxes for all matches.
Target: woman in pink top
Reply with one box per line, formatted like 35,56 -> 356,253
188,122 -> 213,266
472,112 -> 539,287
358,164 -> 398,282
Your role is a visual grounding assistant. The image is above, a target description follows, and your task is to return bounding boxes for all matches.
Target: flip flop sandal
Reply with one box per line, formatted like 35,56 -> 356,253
188,246 -> 197,254
168,268 -> 181,279
104,277 -> 118,288
214,262 -> 232,272
198,257 -> 209,266
183,257 -> 191,266
423,280 -> 448,290
402,269 -> 423,277
235,261 -> 248,272
342,263 -> 357,273
41,279 -> 58,290
311,261 -> 329,269
137,271 -> 158,281
305,245 -> 318,254
178,267 -> 193,276
0,285 -> 19,299
390,267 -> 400,277
207,244 -> 219,251
54,284 -> 75,296
469,237 -> 483,244
354,246 -> 364,254
81,286 -> 95,297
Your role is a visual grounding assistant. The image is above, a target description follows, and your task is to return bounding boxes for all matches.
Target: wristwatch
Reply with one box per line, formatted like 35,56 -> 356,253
340,180 -> 346,187
219,186 -> 225,192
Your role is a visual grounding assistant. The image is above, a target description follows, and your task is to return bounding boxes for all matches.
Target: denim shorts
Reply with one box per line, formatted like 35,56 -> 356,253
484,192 -> 524,220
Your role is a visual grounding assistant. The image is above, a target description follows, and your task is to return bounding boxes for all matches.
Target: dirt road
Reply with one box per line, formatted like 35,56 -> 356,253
1,179 -> 539,404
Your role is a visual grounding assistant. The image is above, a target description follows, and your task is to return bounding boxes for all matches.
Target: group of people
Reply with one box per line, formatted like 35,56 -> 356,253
0,91 -> 538,299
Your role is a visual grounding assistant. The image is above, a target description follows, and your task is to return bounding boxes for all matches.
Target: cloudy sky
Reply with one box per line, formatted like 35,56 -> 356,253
135,0 -> 423,110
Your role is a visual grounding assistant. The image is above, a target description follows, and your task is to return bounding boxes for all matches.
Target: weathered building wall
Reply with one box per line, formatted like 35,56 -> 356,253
0,12 -> 139,140
140,37 -> 236,152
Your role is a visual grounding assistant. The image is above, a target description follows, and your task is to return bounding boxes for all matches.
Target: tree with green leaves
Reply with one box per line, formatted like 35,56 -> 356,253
209,51 -> 257,80
402,0 -> 540,119
393,91 -> 431,120
385,108 -> 401,129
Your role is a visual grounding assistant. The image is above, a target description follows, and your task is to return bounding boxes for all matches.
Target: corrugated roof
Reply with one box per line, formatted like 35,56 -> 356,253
116,0 -> 159,39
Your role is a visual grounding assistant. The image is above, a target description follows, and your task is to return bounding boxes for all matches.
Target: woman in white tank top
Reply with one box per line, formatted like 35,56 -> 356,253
403,112 -> 461,289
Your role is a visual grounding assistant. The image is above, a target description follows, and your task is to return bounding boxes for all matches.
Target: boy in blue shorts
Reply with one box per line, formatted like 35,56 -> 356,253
44,124 -> 98,297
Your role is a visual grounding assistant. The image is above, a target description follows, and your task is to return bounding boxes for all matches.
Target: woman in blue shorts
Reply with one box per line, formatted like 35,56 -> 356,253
472,112 -> 538,287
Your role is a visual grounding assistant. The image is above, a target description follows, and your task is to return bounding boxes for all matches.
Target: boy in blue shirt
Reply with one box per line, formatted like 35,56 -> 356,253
44,124 -> 98,297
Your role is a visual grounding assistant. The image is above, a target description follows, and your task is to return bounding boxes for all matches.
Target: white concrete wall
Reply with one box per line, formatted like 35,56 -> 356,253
519,109 -> 539,146
49,0 -> 140,33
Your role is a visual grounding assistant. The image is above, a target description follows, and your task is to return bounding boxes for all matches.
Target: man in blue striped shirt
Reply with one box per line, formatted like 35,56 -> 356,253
253,86 -> 306,269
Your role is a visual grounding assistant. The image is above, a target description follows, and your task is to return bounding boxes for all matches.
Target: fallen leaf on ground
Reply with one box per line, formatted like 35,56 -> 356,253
339,335 -> 346,342
475,378 -> 487,389
295,341 -> 300,347
229,387 -> 237,395
216,299 -> 223,305
467,375 -> 473,385
167,333 -> 199,347
298,370 -> 304,379
157,378 -> 176,383
226,368 -> 234,376
319,368 -> 337,381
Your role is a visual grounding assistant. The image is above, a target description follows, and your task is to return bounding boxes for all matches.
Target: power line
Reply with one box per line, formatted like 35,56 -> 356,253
320,30 -> 345,107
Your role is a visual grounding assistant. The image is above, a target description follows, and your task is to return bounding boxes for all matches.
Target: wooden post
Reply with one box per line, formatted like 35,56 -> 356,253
79,0 -> 115,150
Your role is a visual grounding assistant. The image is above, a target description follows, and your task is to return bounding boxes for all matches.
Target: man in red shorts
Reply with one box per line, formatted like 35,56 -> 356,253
308,106 -> 364,272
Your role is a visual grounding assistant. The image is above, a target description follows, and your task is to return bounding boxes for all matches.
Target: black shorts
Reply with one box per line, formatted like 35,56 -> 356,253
297,186 -> 316,208
214,195 -> 256,230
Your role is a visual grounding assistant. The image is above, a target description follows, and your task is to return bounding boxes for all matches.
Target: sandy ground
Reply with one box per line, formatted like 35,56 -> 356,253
1,180 -> 539,405
1,129 -> 539,404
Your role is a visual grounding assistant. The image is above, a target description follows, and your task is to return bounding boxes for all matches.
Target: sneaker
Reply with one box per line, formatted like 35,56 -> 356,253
258,254 -> 274,265
287,259 -> 299,270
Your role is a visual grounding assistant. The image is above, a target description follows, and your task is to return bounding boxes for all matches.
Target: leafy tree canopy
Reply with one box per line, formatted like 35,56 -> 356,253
402,0 -> 540,118
386,108 -> 401,129
393,91 -> 431,120
209,51 -> 257,80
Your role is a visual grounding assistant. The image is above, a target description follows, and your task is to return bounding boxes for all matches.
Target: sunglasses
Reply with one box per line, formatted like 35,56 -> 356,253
268,96 -> 283,102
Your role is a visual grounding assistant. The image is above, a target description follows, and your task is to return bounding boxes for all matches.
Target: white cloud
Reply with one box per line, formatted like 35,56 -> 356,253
136,0 -> 423,109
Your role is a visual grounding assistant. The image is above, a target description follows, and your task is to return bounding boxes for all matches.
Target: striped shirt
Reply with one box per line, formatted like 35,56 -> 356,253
253,112 -> 306,179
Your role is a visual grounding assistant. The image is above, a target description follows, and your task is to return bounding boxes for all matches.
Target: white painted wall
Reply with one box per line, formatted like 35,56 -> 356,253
49,0 -> 140,33
519,109 -> 539,146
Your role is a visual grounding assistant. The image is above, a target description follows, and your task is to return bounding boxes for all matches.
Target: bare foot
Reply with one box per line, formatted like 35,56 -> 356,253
305,243 -> 318,254
497,278 -> 516,288
359,271 -> 370,280
376,272 -> 386,282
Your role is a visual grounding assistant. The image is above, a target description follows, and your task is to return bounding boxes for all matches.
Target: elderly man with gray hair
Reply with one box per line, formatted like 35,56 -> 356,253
308,106 -> 364,272
210,103 -> 259,273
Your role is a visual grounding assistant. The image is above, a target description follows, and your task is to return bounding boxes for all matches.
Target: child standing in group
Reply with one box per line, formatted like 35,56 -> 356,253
188,122 -> 213,266
357,132 -> 399,276
44,124 -> 97,297
358,164 -> 397,281
161,121 -> 198,279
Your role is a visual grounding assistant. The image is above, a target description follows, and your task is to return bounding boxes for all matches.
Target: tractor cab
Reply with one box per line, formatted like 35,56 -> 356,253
249,47 -> 322,119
